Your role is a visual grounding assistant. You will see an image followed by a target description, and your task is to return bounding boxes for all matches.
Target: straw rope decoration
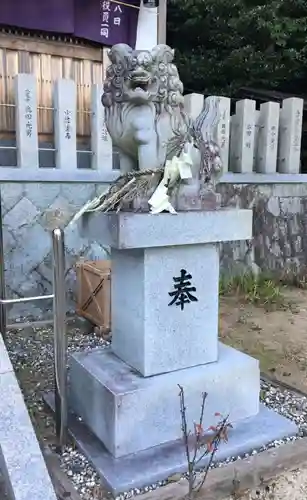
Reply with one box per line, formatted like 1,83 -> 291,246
70,167 -> 166,223
71,99 -> 223,223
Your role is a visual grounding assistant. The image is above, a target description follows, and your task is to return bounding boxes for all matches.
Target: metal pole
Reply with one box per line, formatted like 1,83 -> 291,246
0,294 -> 54,305
157,0 -> 167,44
0,190 -> 7,342
52,228 -> 67,450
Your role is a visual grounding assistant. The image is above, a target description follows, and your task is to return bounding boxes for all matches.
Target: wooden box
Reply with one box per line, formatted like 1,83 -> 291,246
76,260 -> 111,335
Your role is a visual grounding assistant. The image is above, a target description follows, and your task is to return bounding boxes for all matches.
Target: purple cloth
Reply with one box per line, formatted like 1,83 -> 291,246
0,0 -> 140,47
74,0 -> 140,47
0,0 -> 74,33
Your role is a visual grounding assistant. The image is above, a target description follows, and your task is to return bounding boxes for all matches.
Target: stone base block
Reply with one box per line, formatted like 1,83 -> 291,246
111,243 -> 220,376
44,393 -> 298,496
69,344 -> 260,458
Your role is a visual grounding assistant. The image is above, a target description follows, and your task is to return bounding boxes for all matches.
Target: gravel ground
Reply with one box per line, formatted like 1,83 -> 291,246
5,322 -> 307,500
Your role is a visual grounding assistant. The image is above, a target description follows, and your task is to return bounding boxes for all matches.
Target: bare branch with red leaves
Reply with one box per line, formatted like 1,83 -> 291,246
178,384 -> 232,499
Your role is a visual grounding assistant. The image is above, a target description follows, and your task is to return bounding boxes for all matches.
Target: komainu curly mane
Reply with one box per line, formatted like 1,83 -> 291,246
101,43 -> 190,171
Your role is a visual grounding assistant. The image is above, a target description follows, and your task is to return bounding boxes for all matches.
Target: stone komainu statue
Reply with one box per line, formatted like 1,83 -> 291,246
101,43 -> 222,183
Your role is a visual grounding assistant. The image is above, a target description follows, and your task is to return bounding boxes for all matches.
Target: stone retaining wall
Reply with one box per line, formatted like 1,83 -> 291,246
218,183 -> 307,277
2,183 -> 107,320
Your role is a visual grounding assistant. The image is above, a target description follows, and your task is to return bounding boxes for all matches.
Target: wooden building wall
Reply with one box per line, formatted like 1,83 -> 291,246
0,31 -> 108,141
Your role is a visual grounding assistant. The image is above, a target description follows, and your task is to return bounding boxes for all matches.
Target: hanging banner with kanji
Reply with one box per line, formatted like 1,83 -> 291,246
0,0 -> 140,47
75,0 -> 140,46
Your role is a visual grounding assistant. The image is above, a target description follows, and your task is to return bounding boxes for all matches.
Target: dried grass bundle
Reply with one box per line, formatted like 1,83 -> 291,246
71,168 -> 165,223
98,168 -> 164,213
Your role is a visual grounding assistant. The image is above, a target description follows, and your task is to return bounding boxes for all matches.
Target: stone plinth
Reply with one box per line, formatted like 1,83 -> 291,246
81,210 -> 252,376
69,344 -> 260,458
112,244 -> 220,375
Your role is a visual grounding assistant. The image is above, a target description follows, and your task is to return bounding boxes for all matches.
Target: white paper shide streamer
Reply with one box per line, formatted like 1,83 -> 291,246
148,145 -> 194,215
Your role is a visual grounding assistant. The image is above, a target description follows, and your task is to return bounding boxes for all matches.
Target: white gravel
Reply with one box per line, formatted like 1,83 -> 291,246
5,324 -> 306,500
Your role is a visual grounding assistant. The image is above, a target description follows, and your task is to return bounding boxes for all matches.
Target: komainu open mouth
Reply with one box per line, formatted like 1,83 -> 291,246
130,79 -> 150,92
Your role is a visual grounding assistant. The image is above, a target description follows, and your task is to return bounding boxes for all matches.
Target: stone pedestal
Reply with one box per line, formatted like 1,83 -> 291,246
67,209 -> 298,494
82,210 -> 252,376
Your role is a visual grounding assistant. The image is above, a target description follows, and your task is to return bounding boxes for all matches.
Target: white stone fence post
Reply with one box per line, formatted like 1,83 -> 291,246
185,93 -> 304,177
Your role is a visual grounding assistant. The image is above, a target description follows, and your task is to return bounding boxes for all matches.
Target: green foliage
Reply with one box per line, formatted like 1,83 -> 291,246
167,0 -> 307,95
219,272 -> 285,308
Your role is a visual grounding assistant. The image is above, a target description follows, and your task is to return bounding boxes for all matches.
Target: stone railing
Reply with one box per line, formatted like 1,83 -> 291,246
0,74 -> 304,183
185,93 -> 305,183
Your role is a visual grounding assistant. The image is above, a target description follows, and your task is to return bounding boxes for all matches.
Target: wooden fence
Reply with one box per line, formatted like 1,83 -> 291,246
0,74 -> 304,183
0,31 -> 106,139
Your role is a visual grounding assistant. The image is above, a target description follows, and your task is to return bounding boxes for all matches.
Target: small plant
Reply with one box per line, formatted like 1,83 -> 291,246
219,272 -> 285,309
251,481 -> 276,500
280,267 -> 307,290
178,385 -> 232,499
232,474 -> 277,500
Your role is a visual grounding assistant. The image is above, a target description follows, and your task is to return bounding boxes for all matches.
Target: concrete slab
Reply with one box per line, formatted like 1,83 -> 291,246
137,436 -> 307,500
0,337 -> 13,375
80,209 -> 253,249
69,345 -> 260,457
44,392 -> 298,496
0,370 -> 57,500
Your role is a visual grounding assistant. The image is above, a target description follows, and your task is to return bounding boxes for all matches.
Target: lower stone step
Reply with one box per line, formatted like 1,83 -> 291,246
69,343 -> 260,458
44,392 -> 298,496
